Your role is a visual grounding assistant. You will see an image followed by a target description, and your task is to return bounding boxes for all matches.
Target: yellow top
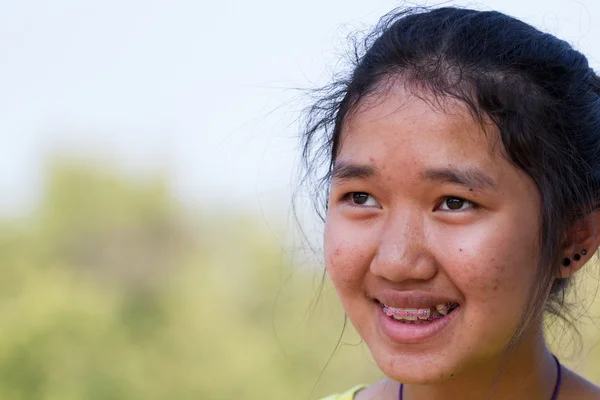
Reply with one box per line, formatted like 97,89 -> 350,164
320,385 -> 368,400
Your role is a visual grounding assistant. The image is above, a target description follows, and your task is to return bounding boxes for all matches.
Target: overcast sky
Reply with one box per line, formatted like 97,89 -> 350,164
2,0 -> 599,219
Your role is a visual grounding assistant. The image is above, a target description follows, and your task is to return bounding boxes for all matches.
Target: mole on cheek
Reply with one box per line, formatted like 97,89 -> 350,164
492,277 -> 500,291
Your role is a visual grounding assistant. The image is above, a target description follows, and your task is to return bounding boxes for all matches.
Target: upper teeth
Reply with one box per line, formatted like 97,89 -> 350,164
383,303 -> 454,320
436,304 -> 450,315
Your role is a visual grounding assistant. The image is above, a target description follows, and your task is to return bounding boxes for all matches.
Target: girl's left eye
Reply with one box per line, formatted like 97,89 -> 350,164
437,197 -> 476,211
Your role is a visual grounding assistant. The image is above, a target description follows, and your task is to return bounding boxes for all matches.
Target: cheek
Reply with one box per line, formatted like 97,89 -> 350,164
436,218 -> 538,308
324,216 -> 374,291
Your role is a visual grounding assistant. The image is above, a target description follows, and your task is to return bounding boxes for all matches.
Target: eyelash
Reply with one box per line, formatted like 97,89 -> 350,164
341,192 -> 479,211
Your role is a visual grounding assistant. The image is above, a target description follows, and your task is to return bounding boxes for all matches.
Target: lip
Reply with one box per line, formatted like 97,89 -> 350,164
376,301 -> 460,344
375,290 -> 459,309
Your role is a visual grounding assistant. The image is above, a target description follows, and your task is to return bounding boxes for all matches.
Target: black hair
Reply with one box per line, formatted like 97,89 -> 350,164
299,6 -> 600,344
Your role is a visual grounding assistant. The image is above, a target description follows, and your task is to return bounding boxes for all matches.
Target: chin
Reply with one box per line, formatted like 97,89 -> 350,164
353,301 -> 470,384
368,345 -> 461,384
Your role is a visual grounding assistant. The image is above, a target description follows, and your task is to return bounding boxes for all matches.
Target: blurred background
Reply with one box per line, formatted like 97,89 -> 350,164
1,0 -> 600,399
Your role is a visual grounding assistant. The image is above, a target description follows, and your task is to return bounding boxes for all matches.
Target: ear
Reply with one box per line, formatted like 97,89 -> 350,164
557,210 -> 600,278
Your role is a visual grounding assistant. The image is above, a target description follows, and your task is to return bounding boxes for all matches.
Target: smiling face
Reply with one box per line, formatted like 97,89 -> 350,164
324,83 -> 544,383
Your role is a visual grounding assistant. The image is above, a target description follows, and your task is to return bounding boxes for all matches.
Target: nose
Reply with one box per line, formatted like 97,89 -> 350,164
370,208 -> 437,283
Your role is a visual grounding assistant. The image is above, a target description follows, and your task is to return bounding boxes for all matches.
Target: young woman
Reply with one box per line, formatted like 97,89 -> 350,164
300,6 -> 600,400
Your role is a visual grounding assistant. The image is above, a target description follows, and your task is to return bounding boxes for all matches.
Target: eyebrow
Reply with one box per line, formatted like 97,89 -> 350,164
331,161 -> 497,192
422,167 -> 497,191
331,161 -> 379,181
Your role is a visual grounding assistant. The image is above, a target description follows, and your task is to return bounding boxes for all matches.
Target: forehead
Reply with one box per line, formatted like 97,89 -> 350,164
337,84 -> 505,176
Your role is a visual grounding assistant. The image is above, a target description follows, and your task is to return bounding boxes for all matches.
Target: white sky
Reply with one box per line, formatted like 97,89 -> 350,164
1,0 -> 599,219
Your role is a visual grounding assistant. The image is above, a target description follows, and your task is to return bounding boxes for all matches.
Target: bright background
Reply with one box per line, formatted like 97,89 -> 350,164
1,0 -> 599,399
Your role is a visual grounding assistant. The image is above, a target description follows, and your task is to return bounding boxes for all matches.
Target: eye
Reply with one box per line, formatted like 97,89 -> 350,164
345,192 -> 380,208
437,197 -> 476,211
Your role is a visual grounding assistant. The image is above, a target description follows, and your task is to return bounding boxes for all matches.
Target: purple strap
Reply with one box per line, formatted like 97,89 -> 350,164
550,355 -> 562,400
397,355 -> 561,400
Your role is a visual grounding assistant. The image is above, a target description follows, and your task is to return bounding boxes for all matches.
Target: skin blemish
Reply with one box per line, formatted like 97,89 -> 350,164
492,277 -> 500,291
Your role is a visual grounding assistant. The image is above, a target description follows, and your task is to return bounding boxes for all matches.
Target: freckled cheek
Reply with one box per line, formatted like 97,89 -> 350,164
436,226 -> 528,305
324,217 -> 375,288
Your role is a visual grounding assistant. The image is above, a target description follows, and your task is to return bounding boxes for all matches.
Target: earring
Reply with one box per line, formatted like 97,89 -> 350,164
581,249 -> 588,255
573,253 -> 581,261
562,258 -> 571,266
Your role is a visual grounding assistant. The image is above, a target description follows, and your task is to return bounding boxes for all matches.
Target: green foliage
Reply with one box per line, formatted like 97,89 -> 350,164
0,159 -> 597,399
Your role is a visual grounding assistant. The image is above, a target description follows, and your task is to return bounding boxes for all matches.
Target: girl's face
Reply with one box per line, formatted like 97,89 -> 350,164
324,83 -> 543,383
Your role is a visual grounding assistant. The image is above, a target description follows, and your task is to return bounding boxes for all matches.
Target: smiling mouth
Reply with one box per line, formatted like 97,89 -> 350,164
379,301 -> 460,324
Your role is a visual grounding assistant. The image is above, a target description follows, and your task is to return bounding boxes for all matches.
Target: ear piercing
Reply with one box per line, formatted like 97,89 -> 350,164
562,249 -> 587,266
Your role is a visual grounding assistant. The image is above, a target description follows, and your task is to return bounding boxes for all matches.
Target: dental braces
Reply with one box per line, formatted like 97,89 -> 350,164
382,303 -> 457,319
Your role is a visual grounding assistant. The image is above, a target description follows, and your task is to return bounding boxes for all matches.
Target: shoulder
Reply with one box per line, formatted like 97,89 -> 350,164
560,366 -> 600,399
319,385 -> 368,400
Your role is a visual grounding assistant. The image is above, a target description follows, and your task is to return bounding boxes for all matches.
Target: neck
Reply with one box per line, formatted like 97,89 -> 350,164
399,327 -> 558,400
